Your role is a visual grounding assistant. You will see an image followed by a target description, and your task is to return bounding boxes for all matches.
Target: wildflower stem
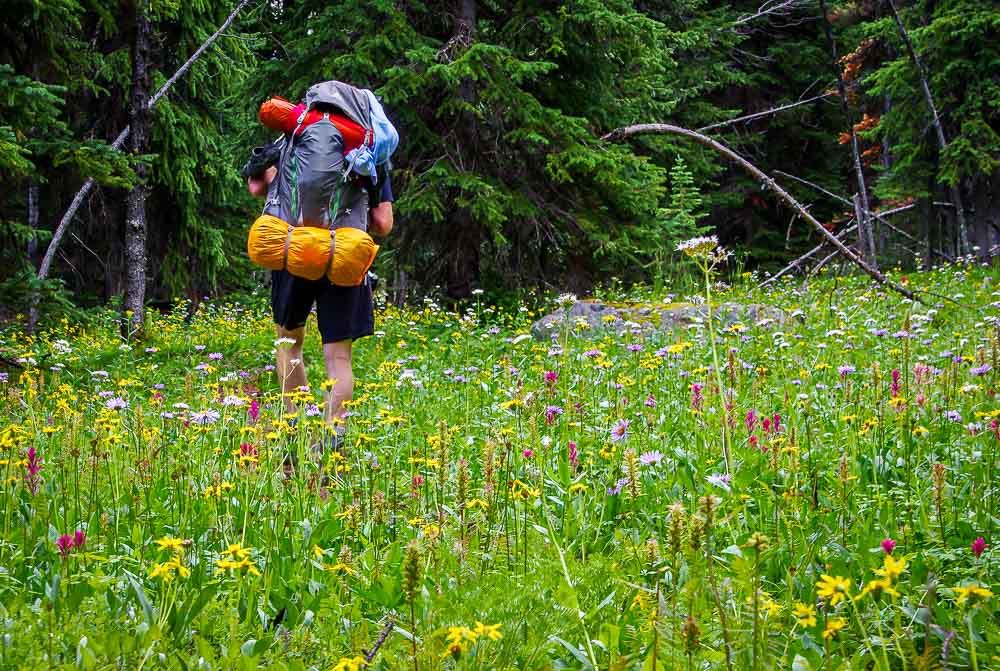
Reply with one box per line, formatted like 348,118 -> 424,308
703,263 -> 731,475
967,611 -> 980,671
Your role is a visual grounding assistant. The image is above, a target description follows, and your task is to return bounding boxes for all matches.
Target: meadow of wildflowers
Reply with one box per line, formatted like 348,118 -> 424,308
1,260 -> 998,669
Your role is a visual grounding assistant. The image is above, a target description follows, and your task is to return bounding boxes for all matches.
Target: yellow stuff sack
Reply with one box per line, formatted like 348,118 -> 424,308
247,215 -> 379,287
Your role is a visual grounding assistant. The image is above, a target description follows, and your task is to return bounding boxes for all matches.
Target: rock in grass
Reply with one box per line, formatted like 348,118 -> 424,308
530,300 -> 785,340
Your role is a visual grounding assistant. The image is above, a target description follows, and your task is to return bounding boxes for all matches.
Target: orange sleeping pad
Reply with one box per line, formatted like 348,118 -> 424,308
247,215 -> 379,287
258,96 -> 368,152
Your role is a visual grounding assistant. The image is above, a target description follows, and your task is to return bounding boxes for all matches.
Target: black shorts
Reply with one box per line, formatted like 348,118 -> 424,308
271,269 -> 374,343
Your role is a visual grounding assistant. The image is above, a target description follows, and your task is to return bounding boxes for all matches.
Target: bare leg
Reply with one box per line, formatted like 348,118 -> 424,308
322,339 -> 353,434
275,325 -> 307,413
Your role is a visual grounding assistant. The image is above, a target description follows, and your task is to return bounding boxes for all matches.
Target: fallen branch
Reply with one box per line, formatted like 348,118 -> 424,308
760,222 -> 858,287
37,0 -> 256,281
773,170 -> 955,261
602,123 -> 918,302
697,92 -> 835,132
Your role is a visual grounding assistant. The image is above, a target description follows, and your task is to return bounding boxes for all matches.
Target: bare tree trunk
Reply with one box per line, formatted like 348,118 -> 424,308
445,0 -> 480,299
124,0 -> 151,335
27,181 -> 40,261
819,0 -> 877,270
854,193 -> 877,266
36,0 -> 255,283
884,0 -> 970,255
603,123 -> 918,302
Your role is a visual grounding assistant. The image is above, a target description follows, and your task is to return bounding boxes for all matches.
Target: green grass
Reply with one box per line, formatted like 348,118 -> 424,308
0,262 -> 998,670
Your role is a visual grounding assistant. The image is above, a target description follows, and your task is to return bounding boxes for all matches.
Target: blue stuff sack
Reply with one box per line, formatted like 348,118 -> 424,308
345,90 -> 399,184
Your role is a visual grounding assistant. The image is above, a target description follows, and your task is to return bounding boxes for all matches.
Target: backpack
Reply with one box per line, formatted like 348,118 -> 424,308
263,81 -> 399,230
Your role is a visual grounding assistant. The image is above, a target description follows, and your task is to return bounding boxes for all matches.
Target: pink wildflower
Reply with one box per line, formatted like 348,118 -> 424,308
56,534 -> 74,559
881,538 -> 896,554
24,446 -> 42,495
690,383 -> 703,411
971,537 -> 987,558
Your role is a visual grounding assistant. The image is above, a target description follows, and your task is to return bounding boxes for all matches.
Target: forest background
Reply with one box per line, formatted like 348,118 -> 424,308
2,0 -> 998,323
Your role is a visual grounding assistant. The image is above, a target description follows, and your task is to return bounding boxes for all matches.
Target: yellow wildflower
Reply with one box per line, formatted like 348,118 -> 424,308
816,575 -> 851,606
954,584 -> 993,607
155,536 -> 185,555
331,656 -> 366,671
793,602 -> 816,627
822,617 -> 847,640
473,621 -> 502,640
874,554 -> 906,582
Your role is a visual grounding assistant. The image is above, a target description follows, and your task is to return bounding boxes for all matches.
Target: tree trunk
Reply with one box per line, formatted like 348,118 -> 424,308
445,0 -> 480,299
819,0 -> 876,271
124,0 -> 151,335
884,0 -> 971,256
27,181 -> 39,261
37,0 -> 255,284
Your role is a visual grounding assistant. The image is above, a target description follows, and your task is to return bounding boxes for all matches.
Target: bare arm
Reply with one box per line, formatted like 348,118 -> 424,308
369,202 -> 393,237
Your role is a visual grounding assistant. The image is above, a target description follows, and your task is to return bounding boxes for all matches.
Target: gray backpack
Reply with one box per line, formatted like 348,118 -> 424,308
263,82 -> 373,231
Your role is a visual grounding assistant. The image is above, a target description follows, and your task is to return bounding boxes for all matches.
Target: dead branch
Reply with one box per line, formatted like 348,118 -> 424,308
602,123 -> 918,302
37,0 -> 256,282
697,92 -> 835,132
884,0 -> 970,255
760,223 -> 858,287
735,0 -> 810,25
819,0 -> 876,269
773,170 -> 955,261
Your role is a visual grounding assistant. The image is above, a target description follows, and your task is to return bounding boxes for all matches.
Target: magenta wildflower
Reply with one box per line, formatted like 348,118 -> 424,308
690,383 -> 703,411
73,530 -> 87,549
544,370 -> 558,385
568,441 -> 579,467
248,399 -> 260,423
522,449 -> 533,459
971,536 -> 987,558
881,538 -> 896,554
24,447 -> 42,495
890,368 -> 901,398
745,409 -> 757,432
56,534 -> 74,559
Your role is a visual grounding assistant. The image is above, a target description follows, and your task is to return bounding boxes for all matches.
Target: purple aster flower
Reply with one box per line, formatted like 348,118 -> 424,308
209,352 -> 224,360
190,409 -> 221,425
610,418 -> 630,442
639,450 -> 664,466
706,473 -> 732,492
105,397 -> 128,411
971,364 -> 992,376
944,410 -> 962,422
838,365 -> 856,378
627,343 -> 643,352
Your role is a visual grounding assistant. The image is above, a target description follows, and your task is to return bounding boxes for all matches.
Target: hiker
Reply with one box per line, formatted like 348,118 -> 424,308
242,137 -> 394,450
